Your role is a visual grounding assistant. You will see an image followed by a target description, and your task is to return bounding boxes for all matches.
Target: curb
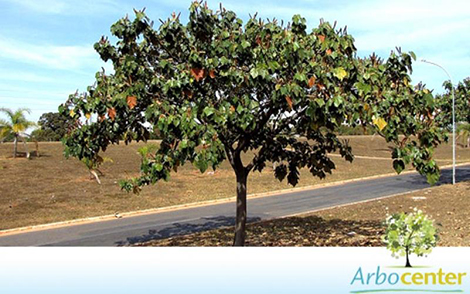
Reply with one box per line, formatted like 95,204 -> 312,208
278,189 -> 421,220
1,162 -> 469,237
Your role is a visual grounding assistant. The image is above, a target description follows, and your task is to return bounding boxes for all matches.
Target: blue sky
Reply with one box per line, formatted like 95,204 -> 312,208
0,0 -> 469,122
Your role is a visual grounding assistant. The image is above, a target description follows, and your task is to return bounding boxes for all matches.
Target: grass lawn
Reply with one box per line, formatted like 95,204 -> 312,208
138,180 -> 470,247
0,136 -> 468,231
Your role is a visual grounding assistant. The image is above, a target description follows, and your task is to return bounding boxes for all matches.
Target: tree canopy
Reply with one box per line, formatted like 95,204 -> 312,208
0,108 -> 34,139
32,111 -> 75,141
60,2 -> 444,245
436,77 -> 470,128
0,107 -> 35,158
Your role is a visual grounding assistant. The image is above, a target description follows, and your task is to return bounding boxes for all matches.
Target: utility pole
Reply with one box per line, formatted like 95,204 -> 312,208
421,59 -> 455,185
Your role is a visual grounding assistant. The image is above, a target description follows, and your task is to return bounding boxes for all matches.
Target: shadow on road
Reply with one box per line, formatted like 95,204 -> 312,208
395,166 -> 470,186
440,166 -> 470,184
115,215 -> 261,246
116,167 -> 470,246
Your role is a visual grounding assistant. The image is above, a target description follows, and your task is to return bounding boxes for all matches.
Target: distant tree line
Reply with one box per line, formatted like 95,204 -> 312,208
436,77 -> 470,147
30,111 -> 161,142
31,112 -> 75,141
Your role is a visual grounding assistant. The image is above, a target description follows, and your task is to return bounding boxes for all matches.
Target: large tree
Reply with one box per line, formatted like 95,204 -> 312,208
0,107 -> 35,158
60,3 -> 443,246
436,78 -> 470,129
436,78 -> 470,147
32,111 -> 74,141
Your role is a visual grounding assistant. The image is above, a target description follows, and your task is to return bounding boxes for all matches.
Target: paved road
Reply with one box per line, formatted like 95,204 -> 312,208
1,165 -> 470,246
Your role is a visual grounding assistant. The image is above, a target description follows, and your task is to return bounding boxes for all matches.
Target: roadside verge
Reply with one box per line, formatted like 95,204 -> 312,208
1,162 -> 468,236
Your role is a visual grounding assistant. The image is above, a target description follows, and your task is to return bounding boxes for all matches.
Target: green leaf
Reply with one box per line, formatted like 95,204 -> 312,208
241,40 -> 250,49
249,68 -> 258,78
293,41 -> 300,51
315,98 -> 325,107
204,107 -> 214,117
393,159 -> 405,174
274,164 -> 287,182
333,67 -> 348,80
236,104 -> 243,114
294,72 -> 306,82
333,96 -> 343,107
424,93 -> 433,106
155,163 -> 163,172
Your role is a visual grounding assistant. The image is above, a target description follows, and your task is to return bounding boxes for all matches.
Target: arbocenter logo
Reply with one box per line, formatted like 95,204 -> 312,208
349,210 -> 467,293
350,266 -> 467,293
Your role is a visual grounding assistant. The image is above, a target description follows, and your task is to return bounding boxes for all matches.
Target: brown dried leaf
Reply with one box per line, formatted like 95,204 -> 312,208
209,70 -> 216,79
308,76 -> 316,88
318,35 -> 326,43
183,89 -> 193,98
126,96 -> 137,109
285,96 -> 293,109
108,108 -> 116,121
191,68 -> 205,82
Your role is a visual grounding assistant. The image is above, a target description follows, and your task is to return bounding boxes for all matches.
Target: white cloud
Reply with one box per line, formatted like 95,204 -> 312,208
3,0 -> 121,15
0,84 -> 71,99
0,71 -> 55,83
320,0 -> 470,27
0,97 -> 61,107
0,37 -> 101,71
218,0 -> 470,52
354,18 -> 470,52
6,0 -> 67,14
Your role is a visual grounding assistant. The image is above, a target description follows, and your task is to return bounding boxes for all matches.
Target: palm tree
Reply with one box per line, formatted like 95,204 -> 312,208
0,107 -> 35,158
457,123 -> 470,148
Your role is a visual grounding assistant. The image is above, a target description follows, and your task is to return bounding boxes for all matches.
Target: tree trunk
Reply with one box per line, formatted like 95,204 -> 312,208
13,135 -> 18,158
233,169 -> 248,246
35,141 -> 40,157
89,169 -> 102,185
21,136 -> 30,159
405,247 -> 412,268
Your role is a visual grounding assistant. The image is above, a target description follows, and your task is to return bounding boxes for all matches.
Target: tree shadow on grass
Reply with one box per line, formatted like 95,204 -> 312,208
373,148 -> 393,152
131,215 -> 386,247
241,215 -> 385,247
115,215 -> 261,246
3,151 -> 49,159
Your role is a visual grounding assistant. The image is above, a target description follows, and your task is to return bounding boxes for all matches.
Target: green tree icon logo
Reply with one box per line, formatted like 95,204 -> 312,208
383,209 -> 438,267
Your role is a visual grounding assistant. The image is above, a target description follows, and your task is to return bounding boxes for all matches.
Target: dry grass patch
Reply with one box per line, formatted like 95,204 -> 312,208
343,135 -> 470,163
